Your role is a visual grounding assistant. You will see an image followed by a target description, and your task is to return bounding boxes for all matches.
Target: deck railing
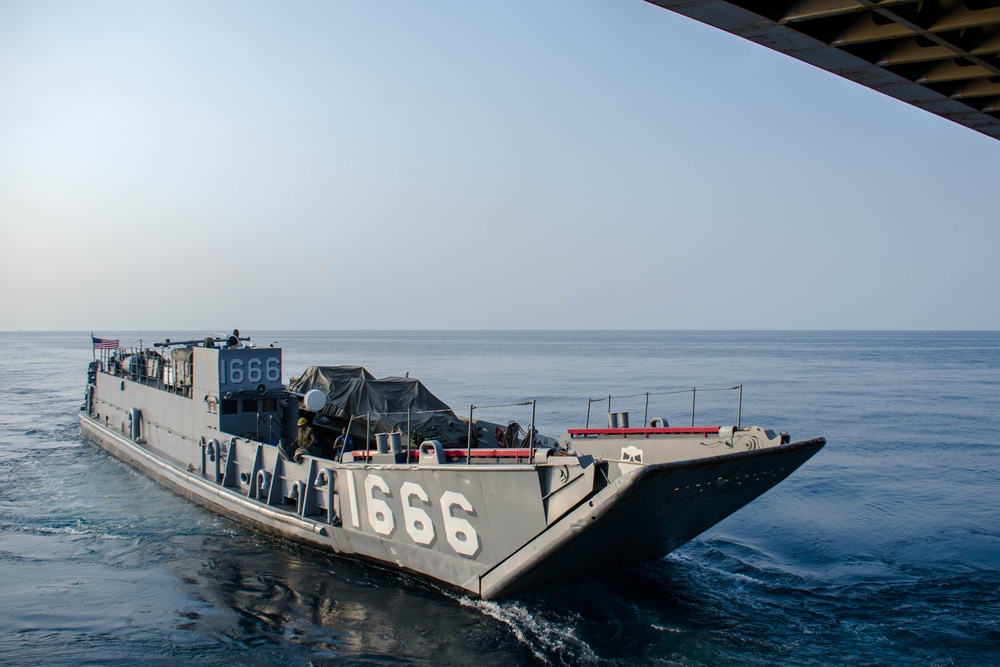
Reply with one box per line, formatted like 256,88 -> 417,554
585,385 -> 743,430
311,384 -> 745,464
345,400 -> 539,464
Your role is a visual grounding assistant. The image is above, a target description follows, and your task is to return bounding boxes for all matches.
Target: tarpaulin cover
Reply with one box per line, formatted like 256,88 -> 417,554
288,366 -> 375,394
312,376 -> 475,446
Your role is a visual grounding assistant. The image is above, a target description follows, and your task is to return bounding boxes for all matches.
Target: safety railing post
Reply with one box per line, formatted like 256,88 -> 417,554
467,405 -> 474,464
738,384 -> 743,429
690,387 -> 696,427
529,399 -> 536,462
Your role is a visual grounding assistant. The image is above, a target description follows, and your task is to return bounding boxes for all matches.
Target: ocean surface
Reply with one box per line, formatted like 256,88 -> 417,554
1,330 -> 998,666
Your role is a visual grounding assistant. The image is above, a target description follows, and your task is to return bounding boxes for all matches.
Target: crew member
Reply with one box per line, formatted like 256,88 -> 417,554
334,427 -> 354,458
296,417 -> 316,453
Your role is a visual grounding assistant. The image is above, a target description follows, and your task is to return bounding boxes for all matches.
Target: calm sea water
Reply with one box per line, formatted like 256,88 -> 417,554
1,331 -> 998,666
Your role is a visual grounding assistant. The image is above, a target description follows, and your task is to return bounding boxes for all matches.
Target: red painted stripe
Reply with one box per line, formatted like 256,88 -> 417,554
350,448 -> 534,459
567,426 -> 721,436
443,448 -> 533,458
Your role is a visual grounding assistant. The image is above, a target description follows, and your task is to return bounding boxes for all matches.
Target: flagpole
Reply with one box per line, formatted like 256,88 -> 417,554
91,332 -> 95,362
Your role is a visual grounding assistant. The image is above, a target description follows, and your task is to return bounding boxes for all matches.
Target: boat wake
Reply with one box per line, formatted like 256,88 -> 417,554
456,595 -> 600,666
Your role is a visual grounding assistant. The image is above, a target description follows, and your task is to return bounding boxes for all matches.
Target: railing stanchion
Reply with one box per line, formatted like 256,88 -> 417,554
691,387 -> 696,427
643,392 -> 649,428
529,399 -> 536,462
585,399 -> 591,429
737,384 -> 743,429
467,405 -> 474,464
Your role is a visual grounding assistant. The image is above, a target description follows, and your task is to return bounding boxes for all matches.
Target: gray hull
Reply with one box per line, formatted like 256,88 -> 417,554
480,437 -> 825,597
80,339 -> 824,598
79,410 -> 822,599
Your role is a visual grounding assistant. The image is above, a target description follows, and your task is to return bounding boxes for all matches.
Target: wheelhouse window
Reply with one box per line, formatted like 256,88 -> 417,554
221,399 -> 238,415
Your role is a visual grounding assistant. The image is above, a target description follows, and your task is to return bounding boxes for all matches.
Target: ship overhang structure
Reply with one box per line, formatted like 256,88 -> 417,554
646,0 -> 1000,140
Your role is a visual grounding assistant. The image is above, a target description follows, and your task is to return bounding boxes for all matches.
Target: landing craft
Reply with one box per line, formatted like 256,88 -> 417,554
80,333 -> 824,599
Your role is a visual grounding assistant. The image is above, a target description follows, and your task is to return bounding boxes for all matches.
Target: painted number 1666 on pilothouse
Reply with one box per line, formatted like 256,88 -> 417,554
218,349 -> 282,393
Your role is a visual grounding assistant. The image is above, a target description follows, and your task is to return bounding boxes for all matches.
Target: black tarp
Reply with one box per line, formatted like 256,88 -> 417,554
288,366 -> 375,394
311,376 -> 474,447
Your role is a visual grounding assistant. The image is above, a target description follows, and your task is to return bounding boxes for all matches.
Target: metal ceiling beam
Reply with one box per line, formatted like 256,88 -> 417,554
644,0 -> 1000,140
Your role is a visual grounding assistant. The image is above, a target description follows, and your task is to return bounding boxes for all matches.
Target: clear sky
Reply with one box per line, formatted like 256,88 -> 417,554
1,1 -> 997,331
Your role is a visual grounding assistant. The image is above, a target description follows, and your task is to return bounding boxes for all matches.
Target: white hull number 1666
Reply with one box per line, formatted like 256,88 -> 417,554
346,472 -> 480,558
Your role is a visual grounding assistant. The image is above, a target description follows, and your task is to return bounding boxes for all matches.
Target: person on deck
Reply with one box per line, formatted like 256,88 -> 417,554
296,417 -> 316,454
334,428 -> 354,459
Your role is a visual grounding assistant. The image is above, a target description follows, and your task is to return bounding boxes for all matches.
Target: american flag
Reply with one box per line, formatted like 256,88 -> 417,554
92,336 -> 119,350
